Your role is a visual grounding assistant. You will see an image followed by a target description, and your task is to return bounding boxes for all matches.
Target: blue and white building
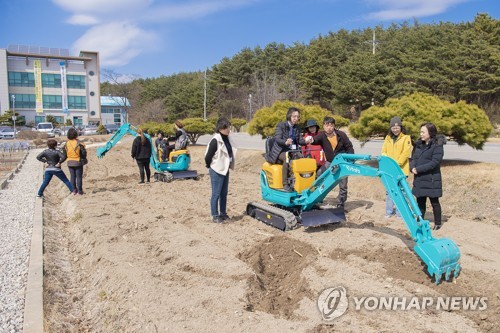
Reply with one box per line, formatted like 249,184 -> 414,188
0,45 -> 101,126
100,95 -> 130,125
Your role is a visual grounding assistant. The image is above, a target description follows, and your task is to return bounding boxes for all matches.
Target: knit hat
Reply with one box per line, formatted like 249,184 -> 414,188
390,116 -> 402,127
306,119 -> 319,131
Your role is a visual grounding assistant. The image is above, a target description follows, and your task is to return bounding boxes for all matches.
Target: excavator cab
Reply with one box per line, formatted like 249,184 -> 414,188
263,149 -> 317,193
169,149 -> 189,163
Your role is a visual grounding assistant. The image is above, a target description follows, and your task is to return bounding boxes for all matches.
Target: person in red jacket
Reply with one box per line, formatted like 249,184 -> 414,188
302,119 -> 325,170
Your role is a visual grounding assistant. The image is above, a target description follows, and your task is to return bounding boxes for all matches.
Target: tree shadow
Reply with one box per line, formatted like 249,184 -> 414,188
441,159 -> 483,167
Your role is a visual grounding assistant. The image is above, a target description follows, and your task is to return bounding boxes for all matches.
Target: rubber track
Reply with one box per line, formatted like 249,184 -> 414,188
248,201 -> 298,230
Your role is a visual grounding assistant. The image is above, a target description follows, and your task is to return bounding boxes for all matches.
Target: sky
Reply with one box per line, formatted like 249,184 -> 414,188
0,0 -> 498,80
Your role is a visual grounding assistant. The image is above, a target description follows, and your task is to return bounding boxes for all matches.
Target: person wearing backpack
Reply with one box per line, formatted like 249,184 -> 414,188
164,120 -> 188,161
65,127 -> 87,195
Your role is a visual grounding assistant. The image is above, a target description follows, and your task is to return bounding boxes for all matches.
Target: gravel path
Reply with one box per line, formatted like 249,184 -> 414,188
0,150 -> 41,333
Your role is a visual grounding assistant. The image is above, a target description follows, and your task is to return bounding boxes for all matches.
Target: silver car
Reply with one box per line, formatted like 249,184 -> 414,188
0,127 -> 17,139
82,125 -> 98,136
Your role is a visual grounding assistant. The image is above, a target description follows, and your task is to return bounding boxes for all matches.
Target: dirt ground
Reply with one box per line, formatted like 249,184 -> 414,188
41,137 -> 500,333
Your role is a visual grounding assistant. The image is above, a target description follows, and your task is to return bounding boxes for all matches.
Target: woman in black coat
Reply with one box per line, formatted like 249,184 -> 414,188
410,122 -> 446,230
131,128 -> 152,184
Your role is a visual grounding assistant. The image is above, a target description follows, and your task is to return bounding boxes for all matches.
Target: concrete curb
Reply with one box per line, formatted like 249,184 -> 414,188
23,157 -> 44,333
0,150 -> 30,189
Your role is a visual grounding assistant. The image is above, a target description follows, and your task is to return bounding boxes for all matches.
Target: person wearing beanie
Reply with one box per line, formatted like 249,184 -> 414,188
381,116 -> 413,218
302,119 -> 324,169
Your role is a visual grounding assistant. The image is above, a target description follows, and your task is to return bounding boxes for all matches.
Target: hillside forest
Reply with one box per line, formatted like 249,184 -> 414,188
101,14 -> 499,127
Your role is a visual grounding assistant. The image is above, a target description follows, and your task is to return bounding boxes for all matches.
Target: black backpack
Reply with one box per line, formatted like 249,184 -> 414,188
65,140 -> 88,165
265,137 -> 281,164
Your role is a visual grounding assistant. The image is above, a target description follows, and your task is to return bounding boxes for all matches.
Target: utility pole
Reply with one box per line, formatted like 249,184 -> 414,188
203,69 -> 207,121
11,95 -> 16,139
248,94 -> 252,121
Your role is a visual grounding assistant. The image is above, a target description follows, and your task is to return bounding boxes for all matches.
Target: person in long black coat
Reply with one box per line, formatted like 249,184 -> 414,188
131,128 -> 152,184
410,122 -> 446,230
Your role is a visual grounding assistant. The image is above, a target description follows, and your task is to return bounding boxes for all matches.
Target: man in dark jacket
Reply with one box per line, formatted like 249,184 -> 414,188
268,107 -> 307,191
307,116 -> 354,207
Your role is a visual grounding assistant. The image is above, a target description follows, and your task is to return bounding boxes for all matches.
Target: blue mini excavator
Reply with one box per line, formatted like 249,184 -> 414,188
96,123 -> 198,182
246,153 -> 461,283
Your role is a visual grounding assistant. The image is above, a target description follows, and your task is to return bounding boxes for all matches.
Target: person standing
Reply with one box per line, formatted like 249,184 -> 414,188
306,116 -> 354,208
131,128 -> 152,184
205,118 -> 236,223
65,127 -> 86,195
267,107 -> 307,191
410,122 -> 446,230
381,116 -> 413,218
37,138 -> 73,197
302,119 -> 325,170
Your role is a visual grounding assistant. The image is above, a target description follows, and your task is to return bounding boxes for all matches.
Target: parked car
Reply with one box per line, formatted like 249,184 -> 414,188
104,124 -> 120,134
34,122 -> 55,138
82,125 -> 98,136
0,127 -> 18,139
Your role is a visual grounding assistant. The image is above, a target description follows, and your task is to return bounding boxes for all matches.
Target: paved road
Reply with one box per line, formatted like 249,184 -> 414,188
197,133 -> 500,164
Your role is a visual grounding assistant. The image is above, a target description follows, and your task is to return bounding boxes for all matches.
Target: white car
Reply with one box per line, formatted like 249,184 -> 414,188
82,125 -> 98,136
0,127 -> 17,139
34,122 -> 55,138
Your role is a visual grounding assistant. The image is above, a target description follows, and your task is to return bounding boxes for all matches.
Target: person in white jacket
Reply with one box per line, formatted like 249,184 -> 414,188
204,118 -> 237,223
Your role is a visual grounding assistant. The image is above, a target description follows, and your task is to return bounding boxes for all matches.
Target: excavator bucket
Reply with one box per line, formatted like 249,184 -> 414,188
414,237 -> 461,284
300,207 -> 345,228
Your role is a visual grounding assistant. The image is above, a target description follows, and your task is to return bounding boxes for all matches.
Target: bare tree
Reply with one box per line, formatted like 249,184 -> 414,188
133,99 -> 165,124
101,69 -> 141,124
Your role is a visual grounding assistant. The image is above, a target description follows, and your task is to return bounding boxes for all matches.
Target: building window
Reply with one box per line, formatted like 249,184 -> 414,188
11,94 -> 36,108
53,116 -> 64,124
114,113 -> 122,124
35,116 -> 46,125
67,75 -> 86,89
43,95 -> 62,109
42,73 -> 62,88
68,96 -> 86,109
73,116 -> 83,126
8,72 -> 35,87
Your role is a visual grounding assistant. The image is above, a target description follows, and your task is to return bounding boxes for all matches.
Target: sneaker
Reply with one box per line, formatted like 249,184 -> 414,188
220,214 -> 230,221
138,181 -> 145,184
212,216 -> 223,224
36,194 -> 43,198
433,224 -> 442,231
146,181 -> 150,184
337,203 -> 344,209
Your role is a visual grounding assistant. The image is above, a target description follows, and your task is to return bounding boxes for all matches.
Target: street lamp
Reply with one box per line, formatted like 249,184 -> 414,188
248,94 -> 252,121
11,95 -> 16,139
